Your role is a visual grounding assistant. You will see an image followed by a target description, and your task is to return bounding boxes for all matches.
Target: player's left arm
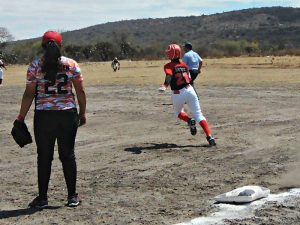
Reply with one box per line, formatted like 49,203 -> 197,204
73,79 -> 87,126
70,60 -> 87,126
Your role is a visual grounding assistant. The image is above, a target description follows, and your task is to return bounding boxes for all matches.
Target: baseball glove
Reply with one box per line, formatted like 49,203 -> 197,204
11,120 -> 33,148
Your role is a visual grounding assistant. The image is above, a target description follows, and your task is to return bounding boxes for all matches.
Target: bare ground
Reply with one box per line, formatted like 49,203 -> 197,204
1,58 -> 300,224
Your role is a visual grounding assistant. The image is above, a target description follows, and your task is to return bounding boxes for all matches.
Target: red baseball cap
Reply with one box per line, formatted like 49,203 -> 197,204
42,31 -> 63,46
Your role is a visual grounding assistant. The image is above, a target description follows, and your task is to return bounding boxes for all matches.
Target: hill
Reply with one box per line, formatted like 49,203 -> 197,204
61,7 -> 300,48
4,7 -> 300,62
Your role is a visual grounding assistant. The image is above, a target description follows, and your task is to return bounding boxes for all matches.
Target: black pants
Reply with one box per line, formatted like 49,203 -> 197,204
189,70 -> 199,85
34,110 -> 79,199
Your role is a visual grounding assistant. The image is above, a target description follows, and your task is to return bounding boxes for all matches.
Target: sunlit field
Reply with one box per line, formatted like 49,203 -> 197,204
1,56 -> 300,225
4,56 -> 300,88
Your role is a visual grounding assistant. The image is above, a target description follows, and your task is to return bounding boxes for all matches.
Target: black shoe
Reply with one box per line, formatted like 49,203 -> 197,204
206,136 -> 216,146
66,194 -> 81,207
28,196 -> 48,209
188,118 -> 197,136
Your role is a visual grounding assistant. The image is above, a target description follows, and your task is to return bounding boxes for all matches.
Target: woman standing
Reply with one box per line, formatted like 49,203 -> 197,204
16,31 -> 86,208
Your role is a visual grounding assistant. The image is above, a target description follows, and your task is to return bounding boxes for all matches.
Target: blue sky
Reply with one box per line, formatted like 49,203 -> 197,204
1,0 -> 299,40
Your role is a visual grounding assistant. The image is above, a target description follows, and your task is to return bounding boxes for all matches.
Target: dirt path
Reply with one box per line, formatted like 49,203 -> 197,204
1,81 -> 300,224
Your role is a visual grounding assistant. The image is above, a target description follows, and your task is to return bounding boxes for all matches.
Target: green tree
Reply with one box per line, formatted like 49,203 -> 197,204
64,45 -> 85,61
92,42 -> 114,61
82,45 -> 94,60
244,41 -> 259,55
0,27 -> 14,48
119,42 -> 136,59
0,27 -> 15,63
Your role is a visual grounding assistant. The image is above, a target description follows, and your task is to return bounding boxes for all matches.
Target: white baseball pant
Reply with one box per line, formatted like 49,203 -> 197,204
172,85 -> 206,122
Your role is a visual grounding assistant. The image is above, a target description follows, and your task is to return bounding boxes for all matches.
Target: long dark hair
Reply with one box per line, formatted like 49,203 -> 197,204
41,41 -> 62,83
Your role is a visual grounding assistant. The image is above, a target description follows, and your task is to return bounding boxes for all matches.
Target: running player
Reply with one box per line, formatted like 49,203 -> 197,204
111,57 -> 120,72
159,44 -> 216,146
15,31 -> 86,208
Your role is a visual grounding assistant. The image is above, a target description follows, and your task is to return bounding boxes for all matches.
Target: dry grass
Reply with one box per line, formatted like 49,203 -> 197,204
3,56 -> 300,88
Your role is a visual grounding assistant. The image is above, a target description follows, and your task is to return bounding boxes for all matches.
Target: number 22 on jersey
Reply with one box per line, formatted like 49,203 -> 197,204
44,74 -> 69,94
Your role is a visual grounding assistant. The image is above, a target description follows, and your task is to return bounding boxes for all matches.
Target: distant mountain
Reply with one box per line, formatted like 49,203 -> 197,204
6,7 -> 300,62
36,7 -> 300,47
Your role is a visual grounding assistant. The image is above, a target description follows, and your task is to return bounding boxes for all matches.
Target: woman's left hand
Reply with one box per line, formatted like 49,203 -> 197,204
79,113 -> 86,126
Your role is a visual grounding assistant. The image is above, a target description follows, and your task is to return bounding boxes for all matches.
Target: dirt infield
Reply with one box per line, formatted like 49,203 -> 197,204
1,57 -> 300,224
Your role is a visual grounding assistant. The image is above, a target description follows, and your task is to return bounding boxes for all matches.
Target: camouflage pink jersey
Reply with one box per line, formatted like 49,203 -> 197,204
27,56 -> 83,110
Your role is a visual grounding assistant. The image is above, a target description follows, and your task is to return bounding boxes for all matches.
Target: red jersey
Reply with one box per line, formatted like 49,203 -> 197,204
164,61 -> 191,90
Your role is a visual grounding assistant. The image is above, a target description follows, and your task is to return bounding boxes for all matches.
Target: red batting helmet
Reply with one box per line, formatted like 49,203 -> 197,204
42,31 -> 63,47
165,44 -> 181,60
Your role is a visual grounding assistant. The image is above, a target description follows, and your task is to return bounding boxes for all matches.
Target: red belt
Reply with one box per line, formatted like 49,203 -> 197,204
173,85 -> 190,94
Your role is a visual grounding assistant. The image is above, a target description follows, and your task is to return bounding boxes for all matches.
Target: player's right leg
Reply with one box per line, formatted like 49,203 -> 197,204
172,92 -> 197,135
57,110 -> 80,207
172,92 -> 186,121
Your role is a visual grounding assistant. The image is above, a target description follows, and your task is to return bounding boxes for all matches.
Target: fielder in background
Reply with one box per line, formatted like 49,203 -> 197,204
15,31 -> 86,209
111,57 -> 120,72
0,59 -> 7,86
182,41 -> 202,86
158,44 -> 216,146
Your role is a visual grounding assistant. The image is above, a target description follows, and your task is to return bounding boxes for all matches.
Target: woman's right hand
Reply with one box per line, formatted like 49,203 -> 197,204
158,84 -> 167,93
